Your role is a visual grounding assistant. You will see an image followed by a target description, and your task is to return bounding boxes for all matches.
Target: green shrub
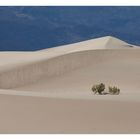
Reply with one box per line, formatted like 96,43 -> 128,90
108,86 -> 120,95
92,83 -> 105,95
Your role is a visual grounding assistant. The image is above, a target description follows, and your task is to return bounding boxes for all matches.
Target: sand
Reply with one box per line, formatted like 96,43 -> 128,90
0,36 -> 140,133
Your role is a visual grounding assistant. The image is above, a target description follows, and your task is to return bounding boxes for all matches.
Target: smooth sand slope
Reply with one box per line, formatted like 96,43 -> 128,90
0,36 -> 140,133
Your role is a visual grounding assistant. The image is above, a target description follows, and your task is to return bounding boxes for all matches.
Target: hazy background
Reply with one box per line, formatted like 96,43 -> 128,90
0,6 -> 140,51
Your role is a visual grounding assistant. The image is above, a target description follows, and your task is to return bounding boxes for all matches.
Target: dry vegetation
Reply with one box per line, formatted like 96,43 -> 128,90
92,83 -> 120,95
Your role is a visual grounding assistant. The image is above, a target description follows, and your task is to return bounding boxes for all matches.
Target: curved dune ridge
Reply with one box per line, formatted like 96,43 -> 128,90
0,36 -> 140,133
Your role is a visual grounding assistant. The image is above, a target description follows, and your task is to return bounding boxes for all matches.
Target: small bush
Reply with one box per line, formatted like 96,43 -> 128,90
92,83 -> 105,95
108,86 -> 120,95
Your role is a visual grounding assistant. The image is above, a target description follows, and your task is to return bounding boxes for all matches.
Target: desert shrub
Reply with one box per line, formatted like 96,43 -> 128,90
92,83 -> 105,95
108,86 -> 120,95
92,83 -> 120,95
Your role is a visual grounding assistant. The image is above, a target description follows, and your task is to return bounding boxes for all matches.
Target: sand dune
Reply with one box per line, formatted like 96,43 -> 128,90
0,36 -> 140,133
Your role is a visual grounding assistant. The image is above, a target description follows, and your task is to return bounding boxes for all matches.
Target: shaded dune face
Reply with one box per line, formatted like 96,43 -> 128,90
0,50 -> 106,89
0,49 -> 140,95
0,50 -> 97,89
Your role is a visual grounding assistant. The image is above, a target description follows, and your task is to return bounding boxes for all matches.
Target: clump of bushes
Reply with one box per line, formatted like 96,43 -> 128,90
92,83 -> 120,95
